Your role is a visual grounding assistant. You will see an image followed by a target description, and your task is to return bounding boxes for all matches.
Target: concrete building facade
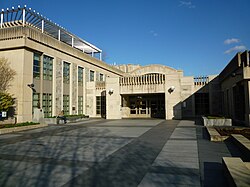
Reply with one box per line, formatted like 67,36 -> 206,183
0,6 -> 249,126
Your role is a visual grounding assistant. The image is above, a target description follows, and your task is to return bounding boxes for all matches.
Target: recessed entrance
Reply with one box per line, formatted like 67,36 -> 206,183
122,94 -> 165,119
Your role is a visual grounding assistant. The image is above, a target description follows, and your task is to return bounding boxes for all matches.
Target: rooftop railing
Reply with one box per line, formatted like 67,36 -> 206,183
120,74 -> 165,86
0,5 -> 102,60
194,76 -> 209,86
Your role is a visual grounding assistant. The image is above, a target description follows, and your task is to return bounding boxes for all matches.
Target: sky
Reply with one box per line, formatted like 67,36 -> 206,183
1,0 -> 249,76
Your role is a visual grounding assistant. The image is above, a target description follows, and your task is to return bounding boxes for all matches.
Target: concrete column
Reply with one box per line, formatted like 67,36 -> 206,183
71,37 -> 74,47
0,12 -> 3,28
99,52 -> 102,61
41,20 -> 44,33
52,57 -> 57,116
164,76 -> 168,120
69,64 -> 73,114
245,81 -> 250,126
83,68 -> 86,114
22,8 -> 25,26
61,61 -> 64,110
106,77 -> 121,119
58,29 -> 61,41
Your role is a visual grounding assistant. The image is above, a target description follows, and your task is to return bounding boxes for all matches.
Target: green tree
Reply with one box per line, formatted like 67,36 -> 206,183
0,92 -> 15,112
0,57 -> 16,92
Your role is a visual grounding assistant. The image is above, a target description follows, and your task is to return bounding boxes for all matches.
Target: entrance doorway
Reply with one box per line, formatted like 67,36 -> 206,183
122,94 -> 165,119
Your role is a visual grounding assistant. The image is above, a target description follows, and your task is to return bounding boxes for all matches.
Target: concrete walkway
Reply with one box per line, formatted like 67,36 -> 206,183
0,119 -> 243,187
138,120 -> 200,187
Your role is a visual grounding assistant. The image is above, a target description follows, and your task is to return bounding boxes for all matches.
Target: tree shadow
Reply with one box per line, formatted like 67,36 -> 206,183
0,119 -> 165,187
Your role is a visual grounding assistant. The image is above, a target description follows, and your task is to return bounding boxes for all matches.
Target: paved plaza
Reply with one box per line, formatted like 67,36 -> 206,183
0,119 -> 243,187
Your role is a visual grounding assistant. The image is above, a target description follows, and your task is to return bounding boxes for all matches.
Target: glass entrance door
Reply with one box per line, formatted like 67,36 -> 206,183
128,94 -> 165,118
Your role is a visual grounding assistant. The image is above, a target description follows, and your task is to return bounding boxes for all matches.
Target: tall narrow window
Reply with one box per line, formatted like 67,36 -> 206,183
100,73 -> 104,81
90,70 -> 95,82
63,62 -> 70,84
78,96 -> 83,114
32,93 -> 40,113
33,53 -> 41,79
42,93 -> 52,117
96,96 -> 101,115
78,67 -> 84,86
63,95 -> 70,115
43,55 -> 53,80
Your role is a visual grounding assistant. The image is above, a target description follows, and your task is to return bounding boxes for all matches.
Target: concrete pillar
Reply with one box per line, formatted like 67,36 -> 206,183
106,77 -> 121,119
58,29 -> 61,41
164,76 -> 168,120
0,12 -> 3,28
41,20 -> 44,33
22,8 -> 25,27
245,81 -> 250,126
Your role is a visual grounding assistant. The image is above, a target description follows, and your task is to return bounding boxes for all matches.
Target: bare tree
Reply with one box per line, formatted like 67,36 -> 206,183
0,57 -> 16,92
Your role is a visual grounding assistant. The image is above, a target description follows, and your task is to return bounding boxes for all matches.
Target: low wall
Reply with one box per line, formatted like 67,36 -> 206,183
202,116 -> 232,126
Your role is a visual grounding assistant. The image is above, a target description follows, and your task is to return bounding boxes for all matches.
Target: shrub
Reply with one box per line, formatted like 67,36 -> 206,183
0,92 -> 15,115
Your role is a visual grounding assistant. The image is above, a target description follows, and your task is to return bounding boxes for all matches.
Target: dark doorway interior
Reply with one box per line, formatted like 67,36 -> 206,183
101,91 -> 106,118
125,93 -> 165,119
195,93 -> 209,115
233,84 -> 245,121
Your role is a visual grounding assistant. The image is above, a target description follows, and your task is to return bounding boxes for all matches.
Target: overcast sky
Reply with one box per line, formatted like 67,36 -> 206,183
1,0 -> 249,76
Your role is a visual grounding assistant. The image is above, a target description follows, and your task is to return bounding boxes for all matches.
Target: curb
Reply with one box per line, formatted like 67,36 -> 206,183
0,124 -> 48,135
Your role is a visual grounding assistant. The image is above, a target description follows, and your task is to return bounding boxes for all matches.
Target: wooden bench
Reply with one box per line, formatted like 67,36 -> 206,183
222,157 -> 250,187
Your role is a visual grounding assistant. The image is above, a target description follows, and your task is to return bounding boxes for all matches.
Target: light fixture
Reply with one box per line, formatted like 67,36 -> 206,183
27,83 -> 36,92
108,88 -> 114,95
168,86 -> 175,94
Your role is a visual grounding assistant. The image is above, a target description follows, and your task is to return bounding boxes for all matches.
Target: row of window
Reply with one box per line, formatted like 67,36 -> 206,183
33,53 -> 105,83
33,93 -> 84,117
33,93 -> 104,117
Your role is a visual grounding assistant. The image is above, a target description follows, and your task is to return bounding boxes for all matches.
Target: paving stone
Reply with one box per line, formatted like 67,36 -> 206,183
177,120 -> 195,127
58,138 -> 132,162
0,134 -> 21,139
0,120 -> 213,187
138,173 -> 200,187
153,159 -> 199,169
150,166 -> 200,176
62,120 -> 178,187
93,119 -> 163,127
155,155 -> 199,163
196,126 -> 245,187
19,126 -> 61,134
170,128 -> 197,139
57,126 -> 151,138
0,160 -> 39,174
156,151 -> 199,158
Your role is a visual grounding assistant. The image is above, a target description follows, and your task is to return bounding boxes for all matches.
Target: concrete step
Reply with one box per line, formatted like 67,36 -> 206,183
231,134 -> 250,160
222,157 -> 250,187
206,126 -> 229,141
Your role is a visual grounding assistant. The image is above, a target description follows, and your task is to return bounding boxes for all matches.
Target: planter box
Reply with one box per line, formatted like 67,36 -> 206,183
206,127 -> 229,141
202,116 -> 232,126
